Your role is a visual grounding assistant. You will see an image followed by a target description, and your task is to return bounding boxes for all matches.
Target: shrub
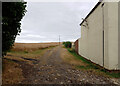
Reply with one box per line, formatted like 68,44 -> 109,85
62,42 -> 65,45
63,41 -> 72,48
2,2 -> 27,56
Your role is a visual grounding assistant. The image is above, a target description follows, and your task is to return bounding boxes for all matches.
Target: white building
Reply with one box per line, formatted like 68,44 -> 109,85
79,0 -> 120,70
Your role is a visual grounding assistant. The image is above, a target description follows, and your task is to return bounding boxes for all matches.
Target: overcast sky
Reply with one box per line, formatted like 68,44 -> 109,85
15,0 -> 98,43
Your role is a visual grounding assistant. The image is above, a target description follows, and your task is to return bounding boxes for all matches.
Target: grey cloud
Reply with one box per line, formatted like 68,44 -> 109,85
16,2 -> 98,43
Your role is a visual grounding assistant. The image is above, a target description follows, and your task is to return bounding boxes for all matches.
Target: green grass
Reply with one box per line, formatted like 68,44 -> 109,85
67,48 -> 120,78
9,46 -> 57,55
8,50 -> 28,54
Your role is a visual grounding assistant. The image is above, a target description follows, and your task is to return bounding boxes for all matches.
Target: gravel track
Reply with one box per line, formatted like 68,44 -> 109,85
20,46 -> 118,85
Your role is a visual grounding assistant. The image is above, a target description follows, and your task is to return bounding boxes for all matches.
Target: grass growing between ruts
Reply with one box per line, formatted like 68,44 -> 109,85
8,46 -> 57,57
67,48 -> 120,78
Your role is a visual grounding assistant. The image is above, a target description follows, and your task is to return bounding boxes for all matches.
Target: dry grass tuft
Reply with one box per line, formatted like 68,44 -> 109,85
2,59 -> 24,84
61,47 -> 87,66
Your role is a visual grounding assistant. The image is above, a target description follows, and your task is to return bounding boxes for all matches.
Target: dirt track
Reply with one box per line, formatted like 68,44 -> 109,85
18,46 -> 118,85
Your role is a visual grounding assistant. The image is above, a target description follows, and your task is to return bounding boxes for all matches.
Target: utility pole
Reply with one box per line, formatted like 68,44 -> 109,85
59,35 -> 60,45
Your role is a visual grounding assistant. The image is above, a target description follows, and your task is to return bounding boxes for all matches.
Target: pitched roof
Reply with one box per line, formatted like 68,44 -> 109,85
80,1 -> 103,26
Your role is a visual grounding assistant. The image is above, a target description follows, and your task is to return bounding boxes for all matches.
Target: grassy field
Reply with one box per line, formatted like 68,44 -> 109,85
2,42 -> 59,84
67,48 -> 120,78
11,42 -> 59,51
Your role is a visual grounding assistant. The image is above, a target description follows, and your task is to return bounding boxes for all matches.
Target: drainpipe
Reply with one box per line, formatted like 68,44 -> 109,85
101,3 -> 105,67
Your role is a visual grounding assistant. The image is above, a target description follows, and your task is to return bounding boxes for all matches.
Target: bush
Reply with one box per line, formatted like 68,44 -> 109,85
2,2 -> 27,56
62,42 -> 65,45
63,41 -> 72,48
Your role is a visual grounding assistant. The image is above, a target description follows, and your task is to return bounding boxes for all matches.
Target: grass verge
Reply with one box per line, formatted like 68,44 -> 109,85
8,45 -> 57,55
67,48 -> 120,78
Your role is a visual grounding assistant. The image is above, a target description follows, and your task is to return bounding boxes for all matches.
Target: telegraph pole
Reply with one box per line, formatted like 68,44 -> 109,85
59,35 -> 60,45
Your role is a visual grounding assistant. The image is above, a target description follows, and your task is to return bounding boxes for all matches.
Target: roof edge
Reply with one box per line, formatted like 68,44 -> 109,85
80,1 -> 102,26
